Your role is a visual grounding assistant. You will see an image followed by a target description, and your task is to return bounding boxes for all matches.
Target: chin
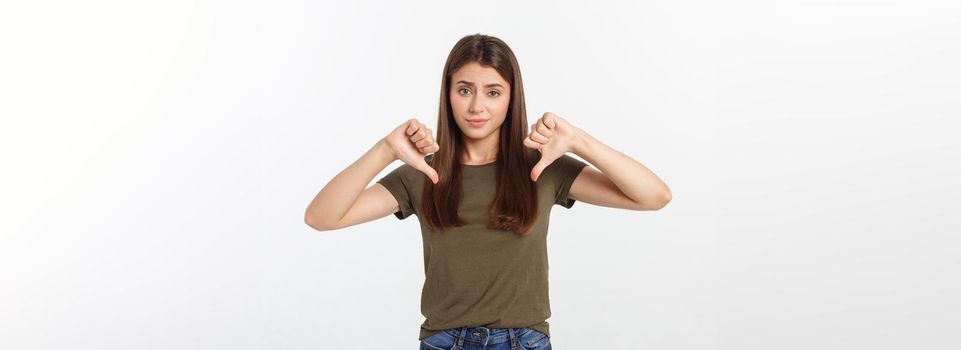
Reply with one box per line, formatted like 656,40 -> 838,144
461,131 -> 483,140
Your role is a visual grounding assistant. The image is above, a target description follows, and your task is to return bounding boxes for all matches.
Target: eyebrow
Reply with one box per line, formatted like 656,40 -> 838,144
455,80 -> 504,89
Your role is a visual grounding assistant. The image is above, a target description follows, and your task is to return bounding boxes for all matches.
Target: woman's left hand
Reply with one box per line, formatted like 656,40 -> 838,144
523,112 -> 583,182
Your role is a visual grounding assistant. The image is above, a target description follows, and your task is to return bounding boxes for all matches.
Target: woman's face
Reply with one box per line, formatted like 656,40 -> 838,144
449,61 -> 511,142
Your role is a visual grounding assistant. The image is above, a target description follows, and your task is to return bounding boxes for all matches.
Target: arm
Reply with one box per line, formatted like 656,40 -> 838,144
304,118 -> 440,232
304,139 -> 399,231
524,112 -> 671,211
569,129 -> 672,211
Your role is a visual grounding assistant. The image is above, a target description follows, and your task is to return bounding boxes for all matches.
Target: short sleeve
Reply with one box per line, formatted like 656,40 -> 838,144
375,164 -> 416,220
551,154 -> 588,209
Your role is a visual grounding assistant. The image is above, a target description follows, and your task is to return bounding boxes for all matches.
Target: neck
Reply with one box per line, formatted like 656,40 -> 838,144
461,130 -> 499,165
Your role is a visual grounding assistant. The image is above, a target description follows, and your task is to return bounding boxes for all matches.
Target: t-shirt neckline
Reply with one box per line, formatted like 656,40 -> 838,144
461,161 -> 497,168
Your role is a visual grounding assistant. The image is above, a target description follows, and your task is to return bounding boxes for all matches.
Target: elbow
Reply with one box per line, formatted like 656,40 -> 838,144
654,189 -> 672,210
304,213 -> 334,232
633,190 -> 671,211
304,214 -> 322,231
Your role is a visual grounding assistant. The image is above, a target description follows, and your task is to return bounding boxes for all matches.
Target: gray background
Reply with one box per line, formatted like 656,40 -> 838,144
1,0 -> 959,349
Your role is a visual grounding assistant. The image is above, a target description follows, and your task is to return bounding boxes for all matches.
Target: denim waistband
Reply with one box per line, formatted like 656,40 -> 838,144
443,326 -> 532,345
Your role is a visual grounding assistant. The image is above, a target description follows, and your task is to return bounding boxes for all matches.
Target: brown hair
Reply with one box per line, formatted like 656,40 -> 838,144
420,33 -> 538,236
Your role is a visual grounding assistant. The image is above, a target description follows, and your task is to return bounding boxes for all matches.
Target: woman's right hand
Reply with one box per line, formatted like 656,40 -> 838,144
383,118 -> 440,184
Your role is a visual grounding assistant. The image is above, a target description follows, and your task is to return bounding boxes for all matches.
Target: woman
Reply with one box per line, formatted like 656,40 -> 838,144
304,33 -> 671,350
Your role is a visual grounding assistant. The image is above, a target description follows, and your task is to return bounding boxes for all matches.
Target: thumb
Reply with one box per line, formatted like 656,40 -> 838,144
411,159 -> 439,184
531,158 -> 552,182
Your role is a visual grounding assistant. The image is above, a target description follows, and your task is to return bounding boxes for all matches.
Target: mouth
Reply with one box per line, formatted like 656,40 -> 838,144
466,119 -> 488,128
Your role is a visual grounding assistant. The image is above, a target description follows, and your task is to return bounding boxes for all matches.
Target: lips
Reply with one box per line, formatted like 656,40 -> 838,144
467,119 -> 488,128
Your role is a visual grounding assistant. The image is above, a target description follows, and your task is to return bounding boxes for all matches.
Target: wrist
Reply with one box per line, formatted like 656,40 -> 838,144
375,138 -> 398,162
570,127 -> 592,156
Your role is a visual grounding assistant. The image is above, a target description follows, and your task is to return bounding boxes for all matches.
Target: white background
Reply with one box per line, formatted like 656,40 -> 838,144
2,0 -> 959,349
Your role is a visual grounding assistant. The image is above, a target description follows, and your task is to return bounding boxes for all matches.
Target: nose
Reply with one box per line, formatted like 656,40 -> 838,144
468,96 -> 484,114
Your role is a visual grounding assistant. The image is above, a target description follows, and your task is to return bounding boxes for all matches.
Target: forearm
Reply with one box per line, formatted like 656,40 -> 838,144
304,139 -> 397,228
571,129 -> 671,207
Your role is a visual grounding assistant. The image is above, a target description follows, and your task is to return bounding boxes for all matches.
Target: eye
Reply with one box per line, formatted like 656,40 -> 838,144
488,91 -> 500,97
458,88 -> 471,95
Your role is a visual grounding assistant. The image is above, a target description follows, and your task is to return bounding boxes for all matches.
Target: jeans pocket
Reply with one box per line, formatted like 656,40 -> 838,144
518,328 -> 550,350
420,330 -> 457,350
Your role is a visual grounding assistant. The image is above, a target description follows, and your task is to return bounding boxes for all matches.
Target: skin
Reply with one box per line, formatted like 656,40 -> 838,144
448,62 -> 511,165
525,112 -> 673,211
304,62 -> 671,232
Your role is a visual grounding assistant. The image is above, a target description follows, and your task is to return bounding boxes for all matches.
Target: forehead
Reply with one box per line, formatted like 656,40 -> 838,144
451,62 -> 509,87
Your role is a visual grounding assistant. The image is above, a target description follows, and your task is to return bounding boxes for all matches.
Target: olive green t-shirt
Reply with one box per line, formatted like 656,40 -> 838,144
375,149 -> 588,341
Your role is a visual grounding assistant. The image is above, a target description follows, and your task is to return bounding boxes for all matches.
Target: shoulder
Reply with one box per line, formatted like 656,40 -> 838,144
525,148 -> 539,166
554,153 -> 587,169
397,154 -> 433,179
379,155 -> 431,185
529,150 -> 586,179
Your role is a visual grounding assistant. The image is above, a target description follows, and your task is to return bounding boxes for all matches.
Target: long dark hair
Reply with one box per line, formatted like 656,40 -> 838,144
420,33 -> 538,236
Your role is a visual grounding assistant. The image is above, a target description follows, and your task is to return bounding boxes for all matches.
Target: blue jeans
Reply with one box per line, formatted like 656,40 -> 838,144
419,326 -> 551,350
